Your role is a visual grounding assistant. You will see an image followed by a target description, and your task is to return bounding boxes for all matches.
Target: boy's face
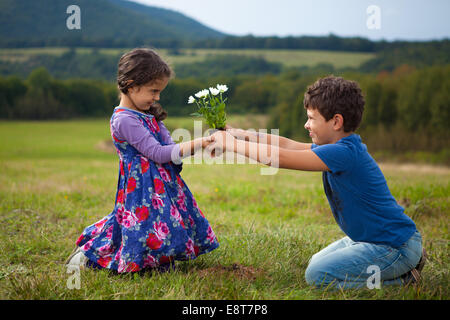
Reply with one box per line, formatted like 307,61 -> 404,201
304,108 -> 337,145
127,77 -> 169,112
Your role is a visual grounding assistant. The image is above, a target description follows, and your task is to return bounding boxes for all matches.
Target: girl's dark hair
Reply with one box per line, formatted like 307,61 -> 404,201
117,48 -> 173,121
303,75 -> 365,132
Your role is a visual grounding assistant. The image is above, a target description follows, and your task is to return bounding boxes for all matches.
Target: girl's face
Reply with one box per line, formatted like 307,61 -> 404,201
304,108 -> 336,145
127,77 -> 169,112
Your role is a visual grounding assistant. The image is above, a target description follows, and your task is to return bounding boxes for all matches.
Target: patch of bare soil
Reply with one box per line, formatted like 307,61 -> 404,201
198,263 -> 265,281
379,163 -> 450,175
96,140 -> 115,154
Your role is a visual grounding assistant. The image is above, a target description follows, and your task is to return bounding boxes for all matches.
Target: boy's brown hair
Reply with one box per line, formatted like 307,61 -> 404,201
303,75 -> 365,132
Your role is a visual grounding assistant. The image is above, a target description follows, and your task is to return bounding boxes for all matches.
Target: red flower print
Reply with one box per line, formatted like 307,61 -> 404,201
207,226 -> 216,243
152,117 -> 160,132
192,198 -> 199,209
97,256 -> 112,268
154,178 -> 165,194
135,206 -> 149,222
120,161 -> 125,176
154,221 -> 169,240
75,234 -> 84,246
176,175 -> 184,188
125,262 -> 140,272
128,162 -> 131,172
158,166 -> 171,182
141,157 -> 149,174
146,233 -> 163,250
185,238 -> 195,257
159,255 -> 173,265
116,205 -> 124,224
117,189 -> 124,204
106,225 -> 113,239
143,254 -> 158,268
170,205 -> 180,220
94,218 -> 107,229
126,177 -> 136,193
170,205 -> 185,229
194,245 -> 200,256
199,209 -> 205,218
112,134 -> 125,143
83,239 -> 93,251
98,243 -> 115,257
176,189 -> 187,211
151,193 -> 164,210
115,243 -> 123,262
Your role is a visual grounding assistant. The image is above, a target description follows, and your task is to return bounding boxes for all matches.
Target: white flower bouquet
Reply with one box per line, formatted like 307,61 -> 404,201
188,84 -> 228,129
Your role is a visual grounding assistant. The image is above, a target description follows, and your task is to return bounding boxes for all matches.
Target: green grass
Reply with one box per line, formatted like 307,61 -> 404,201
0,47 -> 375,69
0,118 -> 448,300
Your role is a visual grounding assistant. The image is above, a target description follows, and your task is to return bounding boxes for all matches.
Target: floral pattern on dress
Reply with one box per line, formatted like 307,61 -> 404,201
75,107 -> 219,273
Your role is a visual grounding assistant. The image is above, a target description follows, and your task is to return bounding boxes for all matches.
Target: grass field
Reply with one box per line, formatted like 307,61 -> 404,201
0,117 -> 448,300
0,47 -> 375,69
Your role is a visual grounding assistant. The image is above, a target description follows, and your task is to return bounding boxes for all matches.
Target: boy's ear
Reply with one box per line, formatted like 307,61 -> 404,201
333,114 -> 345,131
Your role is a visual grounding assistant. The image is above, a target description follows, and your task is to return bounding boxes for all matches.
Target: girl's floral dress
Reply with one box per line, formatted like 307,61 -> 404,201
75,107 -> 219,273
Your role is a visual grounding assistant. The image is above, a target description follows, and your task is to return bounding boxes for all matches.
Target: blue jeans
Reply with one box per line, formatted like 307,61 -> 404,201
305,230 -> 422,289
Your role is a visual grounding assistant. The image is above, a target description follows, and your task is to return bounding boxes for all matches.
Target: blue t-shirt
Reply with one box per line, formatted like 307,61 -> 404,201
311,134 -> 416,248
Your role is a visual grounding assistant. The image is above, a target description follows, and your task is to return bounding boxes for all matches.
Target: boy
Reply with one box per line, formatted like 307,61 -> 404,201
209,76 -> 426,289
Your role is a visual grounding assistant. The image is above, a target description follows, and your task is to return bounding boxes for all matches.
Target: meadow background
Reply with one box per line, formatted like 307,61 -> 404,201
0,116 -> 448,300
0,0 -> 449,300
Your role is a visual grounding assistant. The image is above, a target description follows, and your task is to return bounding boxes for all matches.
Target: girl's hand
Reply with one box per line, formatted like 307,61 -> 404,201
202,135 -> 215,148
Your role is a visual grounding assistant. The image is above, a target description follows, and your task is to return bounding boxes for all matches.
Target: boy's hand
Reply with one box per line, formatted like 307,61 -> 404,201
226,127 -> 249,141
208,130 -> 236,154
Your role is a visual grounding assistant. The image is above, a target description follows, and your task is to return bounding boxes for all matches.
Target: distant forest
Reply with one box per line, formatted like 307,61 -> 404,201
1,40 -> 449,80
0,39 -> 449,161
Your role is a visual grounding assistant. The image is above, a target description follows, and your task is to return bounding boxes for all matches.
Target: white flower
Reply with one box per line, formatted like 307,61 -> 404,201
216,84 -> 228,93
188,96 -> 196,104
195,89 -> 209,98
209,87 -> 220,96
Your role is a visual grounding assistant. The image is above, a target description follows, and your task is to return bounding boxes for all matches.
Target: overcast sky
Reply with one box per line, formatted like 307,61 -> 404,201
131,0 -> 450,41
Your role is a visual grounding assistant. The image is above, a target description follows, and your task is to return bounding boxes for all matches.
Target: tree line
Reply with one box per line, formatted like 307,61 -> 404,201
5,33 -> 447,54
1,40 -> 448,82
268,65 -> 449,156
1,64 -> 448,137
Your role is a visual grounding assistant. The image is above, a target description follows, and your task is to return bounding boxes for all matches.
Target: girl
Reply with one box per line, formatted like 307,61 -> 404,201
66,48 -> 219,273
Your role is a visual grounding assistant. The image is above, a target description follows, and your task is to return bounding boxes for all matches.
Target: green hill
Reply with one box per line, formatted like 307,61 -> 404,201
0,0 -> 226,47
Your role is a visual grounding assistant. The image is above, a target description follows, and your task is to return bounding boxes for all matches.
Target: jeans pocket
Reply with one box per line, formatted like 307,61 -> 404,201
374,244 -> 397,260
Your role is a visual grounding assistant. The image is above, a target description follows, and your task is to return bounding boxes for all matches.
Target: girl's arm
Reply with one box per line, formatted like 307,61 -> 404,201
178,137 -> 212,158
112,114 -> 179,163
211,131 -> 328,171
226,127 -> 312,151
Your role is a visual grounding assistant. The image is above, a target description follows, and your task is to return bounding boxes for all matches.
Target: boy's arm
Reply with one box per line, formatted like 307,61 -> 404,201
214,131 -> 328,171
227,128 -> 312,151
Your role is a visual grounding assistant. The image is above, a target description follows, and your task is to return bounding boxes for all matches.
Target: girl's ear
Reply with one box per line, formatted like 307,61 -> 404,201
125,80 -> 136,93
333,114 -> 345,131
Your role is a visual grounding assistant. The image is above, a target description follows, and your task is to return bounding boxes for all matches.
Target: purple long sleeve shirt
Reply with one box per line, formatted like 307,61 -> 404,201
111,109 -> 181,164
